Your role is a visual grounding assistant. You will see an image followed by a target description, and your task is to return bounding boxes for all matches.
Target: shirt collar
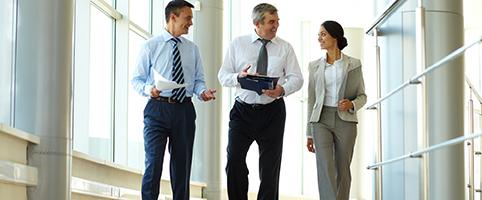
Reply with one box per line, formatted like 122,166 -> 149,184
250,30 -> 278,45
161,28 -> 183,43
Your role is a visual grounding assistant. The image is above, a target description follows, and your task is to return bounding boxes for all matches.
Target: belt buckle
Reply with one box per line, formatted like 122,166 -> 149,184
251,104 -> 262,110
167,97 -> 177,104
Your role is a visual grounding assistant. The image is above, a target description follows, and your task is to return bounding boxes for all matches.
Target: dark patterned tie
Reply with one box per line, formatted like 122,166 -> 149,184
170,38 -> 186,102
256,38 -> 270,75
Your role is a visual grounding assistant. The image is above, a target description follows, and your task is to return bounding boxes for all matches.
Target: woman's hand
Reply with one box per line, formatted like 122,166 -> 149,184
338,99 -> 353,111
307,138 -> 315,153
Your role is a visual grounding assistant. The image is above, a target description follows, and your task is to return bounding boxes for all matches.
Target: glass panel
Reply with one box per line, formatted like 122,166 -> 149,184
0,0 -> 14,124
129,0 -> 151,31
73,4 -> 114,161
88,5 -> 114,160
127,30 -> 147,169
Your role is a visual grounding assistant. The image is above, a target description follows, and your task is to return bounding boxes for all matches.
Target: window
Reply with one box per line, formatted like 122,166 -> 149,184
0,0 -> 14,124
73,0 -> 154,169
73,4 -> 115,161
127,30 -> 147,169
129,0 -> 151,32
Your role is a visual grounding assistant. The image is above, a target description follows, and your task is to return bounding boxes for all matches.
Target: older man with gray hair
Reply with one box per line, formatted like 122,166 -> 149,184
218,3 -> 303,199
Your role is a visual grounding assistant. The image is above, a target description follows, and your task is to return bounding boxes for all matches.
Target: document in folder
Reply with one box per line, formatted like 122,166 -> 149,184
238,74 -> 279,95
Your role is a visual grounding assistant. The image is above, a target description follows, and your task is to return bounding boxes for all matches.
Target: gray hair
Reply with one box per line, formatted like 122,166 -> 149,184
251,3 -> 278,24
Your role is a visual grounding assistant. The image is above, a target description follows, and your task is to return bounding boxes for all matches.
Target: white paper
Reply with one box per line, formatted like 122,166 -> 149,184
156,81 -> 188,91
154,72 -> 188,91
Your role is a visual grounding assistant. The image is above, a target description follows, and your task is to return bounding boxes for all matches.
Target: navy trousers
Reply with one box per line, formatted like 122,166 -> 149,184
141,98 -> 196,200
226,98 -> 286,200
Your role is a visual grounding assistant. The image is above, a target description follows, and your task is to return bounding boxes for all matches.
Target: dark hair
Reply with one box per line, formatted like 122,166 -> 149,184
165,0 -> 194,23
321,20 -> 348,50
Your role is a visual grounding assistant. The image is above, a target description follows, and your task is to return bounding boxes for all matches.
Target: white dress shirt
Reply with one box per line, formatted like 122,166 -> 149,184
218,32 -> 303,104
323,54 -> 345,107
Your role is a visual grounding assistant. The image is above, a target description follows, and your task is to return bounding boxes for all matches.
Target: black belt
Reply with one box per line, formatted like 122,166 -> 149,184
151,96 -> 191,104
235,97 -> 281,110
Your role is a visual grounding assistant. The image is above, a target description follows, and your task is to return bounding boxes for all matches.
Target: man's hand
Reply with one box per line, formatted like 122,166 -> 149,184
201,89 -> 217,101
262,85 -> 284,98
150,87 -> 160,98
338,99 -> 353,111
307,138 -> 315,153
238,64 -> 252,78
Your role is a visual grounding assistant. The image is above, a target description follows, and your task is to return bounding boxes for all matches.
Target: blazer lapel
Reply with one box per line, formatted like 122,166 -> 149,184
315,58 -> 326,88
339,54 -> 350,99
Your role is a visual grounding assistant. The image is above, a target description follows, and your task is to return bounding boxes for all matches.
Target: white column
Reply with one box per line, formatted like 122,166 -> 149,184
424,0 -> 464,199
14,0 -> 74,199
191,0 -> 223,199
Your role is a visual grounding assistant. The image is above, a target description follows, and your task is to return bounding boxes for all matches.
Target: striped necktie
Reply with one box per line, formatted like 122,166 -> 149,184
170,38 -> 186,102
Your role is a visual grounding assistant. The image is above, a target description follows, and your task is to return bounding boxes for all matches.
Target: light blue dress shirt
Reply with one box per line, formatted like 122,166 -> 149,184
131,29 -> 207,99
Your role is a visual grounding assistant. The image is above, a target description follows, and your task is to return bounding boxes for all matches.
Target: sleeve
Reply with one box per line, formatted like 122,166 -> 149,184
306,62 -> 315,137
351,60 -> 367,111
348,102 -> 356,114
217,40 -> 241,88
193,46 -> 207,100
280,44 -> 304,96
131,43 -> 154,97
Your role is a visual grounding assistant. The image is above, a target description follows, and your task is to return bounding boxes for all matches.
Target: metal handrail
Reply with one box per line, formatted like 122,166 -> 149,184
366,0 -> 408,35
366,36 -> 482,110
367,132 -> 482,170
466,77 -> 482,103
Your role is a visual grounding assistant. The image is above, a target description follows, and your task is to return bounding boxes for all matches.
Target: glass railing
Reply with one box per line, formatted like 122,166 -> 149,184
365,0 -> 482,199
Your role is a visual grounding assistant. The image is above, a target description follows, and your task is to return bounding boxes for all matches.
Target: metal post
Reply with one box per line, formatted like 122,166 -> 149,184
468,90 -> 475,200
374,28 -> 383,200
9,0 -> 18,126
479,42 -> 482,200
479,49 -> 482,199
415,1 -> 428,200
480,101 -> 482,200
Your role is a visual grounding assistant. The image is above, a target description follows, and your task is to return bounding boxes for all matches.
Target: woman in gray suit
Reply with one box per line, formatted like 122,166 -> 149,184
306,20 -> 366,200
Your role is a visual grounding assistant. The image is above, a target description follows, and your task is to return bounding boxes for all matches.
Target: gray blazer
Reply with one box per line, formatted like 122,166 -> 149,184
306,53 -> 367,137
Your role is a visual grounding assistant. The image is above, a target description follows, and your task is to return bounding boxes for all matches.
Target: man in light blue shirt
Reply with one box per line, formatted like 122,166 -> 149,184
131,1 -> 215,199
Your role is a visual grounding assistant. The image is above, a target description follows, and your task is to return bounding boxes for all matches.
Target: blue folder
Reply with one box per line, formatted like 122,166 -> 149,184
238,74 -> 280,95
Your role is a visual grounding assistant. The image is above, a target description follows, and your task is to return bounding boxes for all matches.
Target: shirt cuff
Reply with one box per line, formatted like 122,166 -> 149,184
234,74 -> 241,86
197,89 -> 206,101
144,84 -> 154,96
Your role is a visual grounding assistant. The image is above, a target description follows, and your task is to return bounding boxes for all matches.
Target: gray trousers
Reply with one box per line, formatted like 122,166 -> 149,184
312,106 -> 357,200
